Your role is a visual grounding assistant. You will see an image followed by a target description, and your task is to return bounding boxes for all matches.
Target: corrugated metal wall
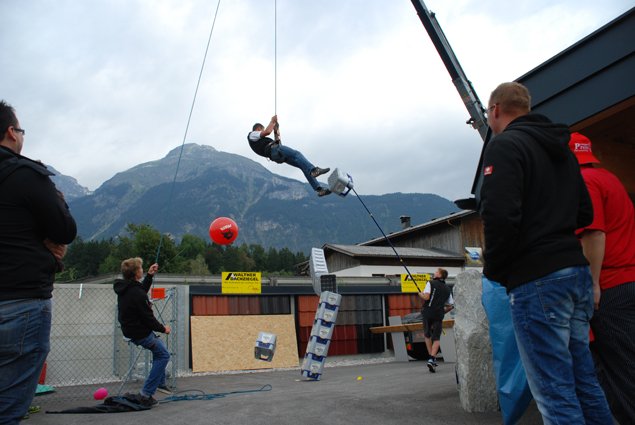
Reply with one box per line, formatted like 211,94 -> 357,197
190,292 -> 430,359
386,293 -> 422,318
192,295 -> 291,315
296,295 -> 385,357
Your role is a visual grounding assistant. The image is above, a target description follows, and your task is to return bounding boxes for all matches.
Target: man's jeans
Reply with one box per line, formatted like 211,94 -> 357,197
132,332 -> 170,397
270,145 -> 326,191
509,266 -> 613,425
0,299 -> 51,425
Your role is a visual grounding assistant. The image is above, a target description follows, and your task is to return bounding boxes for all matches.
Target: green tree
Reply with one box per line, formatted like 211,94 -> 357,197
278,247 -> 296,272
179,234 -> 207,260
248,244 -> 267,271
266,247 -> 281,272
96,224 -> 185,274
188,254 -> 211,275
59,222 -> 309,279
204,244 -> 224,274
219,245 -> 254,271
57,237 -> 113,280
127,224 -> 185,273
98,236 -> 135,274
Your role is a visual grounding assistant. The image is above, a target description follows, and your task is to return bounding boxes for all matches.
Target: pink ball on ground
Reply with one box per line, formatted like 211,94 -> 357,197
93,387 -> 108,400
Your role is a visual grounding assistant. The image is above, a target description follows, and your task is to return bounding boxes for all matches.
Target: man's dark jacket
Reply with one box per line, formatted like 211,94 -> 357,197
114,274 -> 166,340
422,279 -> 451,320
479,113 -> 593,291
0,146 -> 77,300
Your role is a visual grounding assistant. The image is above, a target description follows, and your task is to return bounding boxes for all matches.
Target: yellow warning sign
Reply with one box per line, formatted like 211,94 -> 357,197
221,272 -> 262,294
400,273 -> 431,293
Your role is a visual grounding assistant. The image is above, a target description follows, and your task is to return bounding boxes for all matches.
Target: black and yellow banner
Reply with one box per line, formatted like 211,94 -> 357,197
221,272 -> 262,294
400,273 -> 431,293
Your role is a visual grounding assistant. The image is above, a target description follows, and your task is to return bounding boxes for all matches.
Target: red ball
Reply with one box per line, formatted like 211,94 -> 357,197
209,217 -> 239,245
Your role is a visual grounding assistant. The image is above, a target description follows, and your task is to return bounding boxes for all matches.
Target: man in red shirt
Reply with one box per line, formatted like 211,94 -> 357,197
570,132 -> 635,424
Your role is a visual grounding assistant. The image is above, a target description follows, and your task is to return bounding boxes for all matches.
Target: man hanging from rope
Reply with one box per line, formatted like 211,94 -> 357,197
248,115 -> 331,197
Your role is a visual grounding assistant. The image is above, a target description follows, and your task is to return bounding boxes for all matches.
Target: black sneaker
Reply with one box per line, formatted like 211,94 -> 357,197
317,188 -> 331,197
156,385 -> 172,395
427,358 -> 437,373
311,167 -> 330,178
138,394 -> 158,407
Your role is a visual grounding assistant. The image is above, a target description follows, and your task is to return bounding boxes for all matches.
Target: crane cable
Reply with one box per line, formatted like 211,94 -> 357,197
154,0 -> 222,265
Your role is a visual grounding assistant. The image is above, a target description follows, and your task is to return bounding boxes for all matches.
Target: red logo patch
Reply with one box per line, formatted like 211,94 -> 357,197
484,165 -> 493,176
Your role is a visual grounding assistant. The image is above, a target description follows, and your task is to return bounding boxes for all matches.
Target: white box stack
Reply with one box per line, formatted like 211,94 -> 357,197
309,248 -> 329,295
301,291 -> 342,380
254,331 -> 277,362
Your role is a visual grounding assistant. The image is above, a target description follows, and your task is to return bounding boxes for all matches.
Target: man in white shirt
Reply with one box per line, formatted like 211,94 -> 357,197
418,268 -> 454,372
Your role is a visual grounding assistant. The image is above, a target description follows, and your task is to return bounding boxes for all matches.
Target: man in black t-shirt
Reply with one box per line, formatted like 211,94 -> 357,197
418,268 -> 454,373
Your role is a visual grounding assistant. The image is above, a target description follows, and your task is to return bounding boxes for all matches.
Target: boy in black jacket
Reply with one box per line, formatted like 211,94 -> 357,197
114,257 -> 171,407
479,82 -> 610,424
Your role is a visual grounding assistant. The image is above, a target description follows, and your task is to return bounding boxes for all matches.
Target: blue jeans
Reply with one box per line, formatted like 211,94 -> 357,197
132,332 -> 170,397
0,299 -> 51,425
270,145 -> 326,191
509,266 -> 613,425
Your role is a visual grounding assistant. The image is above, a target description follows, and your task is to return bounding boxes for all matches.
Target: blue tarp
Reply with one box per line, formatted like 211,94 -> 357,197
481,276 -> 533,425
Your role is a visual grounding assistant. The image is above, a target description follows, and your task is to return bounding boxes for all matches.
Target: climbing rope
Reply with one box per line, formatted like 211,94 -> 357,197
274,0 -> 278,115
154,0 -> 222,265
351,187 -> 423,292
159,384 -> 273,403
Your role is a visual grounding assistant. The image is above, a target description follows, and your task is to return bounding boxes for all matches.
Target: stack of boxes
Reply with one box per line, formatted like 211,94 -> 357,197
254,331 -> 277,362
300,291 -> 341,380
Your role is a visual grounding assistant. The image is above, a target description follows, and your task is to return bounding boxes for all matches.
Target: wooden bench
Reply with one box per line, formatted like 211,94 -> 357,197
369,317 -> 456,362
369,319 -> 455,334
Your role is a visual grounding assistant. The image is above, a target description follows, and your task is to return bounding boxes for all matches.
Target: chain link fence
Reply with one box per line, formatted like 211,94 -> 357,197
35,283 -> 181,409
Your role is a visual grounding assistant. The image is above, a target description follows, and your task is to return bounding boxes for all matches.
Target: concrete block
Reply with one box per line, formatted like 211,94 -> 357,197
453,269 -> 498,412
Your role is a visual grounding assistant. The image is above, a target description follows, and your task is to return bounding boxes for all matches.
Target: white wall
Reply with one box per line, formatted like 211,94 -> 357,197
332,265 -> 464,279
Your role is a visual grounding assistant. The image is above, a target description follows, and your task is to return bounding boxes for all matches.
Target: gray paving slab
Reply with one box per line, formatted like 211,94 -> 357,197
27,359 -> 542,425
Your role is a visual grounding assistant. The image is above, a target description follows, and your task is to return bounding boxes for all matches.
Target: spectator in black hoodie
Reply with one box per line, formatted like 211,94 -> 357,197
114,257 -> 171,407
479,82 -> 611,424
0,100 -> 77,424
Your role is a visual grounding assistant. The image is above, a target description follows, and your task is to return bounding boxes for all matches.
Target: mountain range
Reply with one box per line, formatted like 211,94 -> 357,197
53,144 -> 459,253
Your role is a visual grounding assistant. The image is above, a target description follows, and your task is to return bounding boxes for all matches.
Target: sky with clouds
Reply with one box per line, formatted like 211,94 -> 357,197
1,0 -> 632,201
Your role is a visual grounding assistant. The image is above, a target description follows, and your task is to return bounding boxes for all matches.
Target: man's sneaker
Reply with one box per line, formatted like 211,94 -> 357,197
311,167 -> 330,178
317,188 -> 331,197
427,358 -> 437,373
23,405 -> 41,419
156,385 -> 172,395
138,394 -> 158,407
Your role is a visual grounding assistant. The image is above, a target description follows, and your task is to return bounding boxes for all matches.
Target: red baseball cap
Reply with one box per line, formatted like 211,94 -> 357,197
568,132 -> 600,165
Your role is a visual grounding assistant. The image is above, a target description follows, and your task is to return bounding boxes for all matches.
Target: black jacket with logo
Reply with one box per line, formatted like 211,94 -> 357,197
113,274 -> 166,340
0,146 -> 77,300
479,113 -> 593,290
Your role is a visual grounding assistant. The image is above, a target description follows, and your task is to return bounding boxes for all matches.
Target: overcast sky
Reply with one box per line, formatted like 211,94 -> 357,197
1,0 -> 632,201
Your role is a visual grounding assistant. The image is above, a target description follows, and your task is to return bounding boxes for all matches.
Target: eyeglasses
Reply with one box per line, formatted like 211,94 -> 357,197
13,127 -> 25,135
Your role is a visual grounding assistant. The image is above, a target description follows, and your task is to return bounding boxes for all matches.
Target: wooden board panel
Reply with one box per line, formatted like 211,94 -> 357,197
191,315 -> 299,372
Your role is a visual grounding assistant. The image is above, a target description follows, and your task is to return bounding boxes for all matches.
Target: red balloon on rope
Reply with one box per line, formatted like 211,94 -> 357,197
209,217 -> 239,245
